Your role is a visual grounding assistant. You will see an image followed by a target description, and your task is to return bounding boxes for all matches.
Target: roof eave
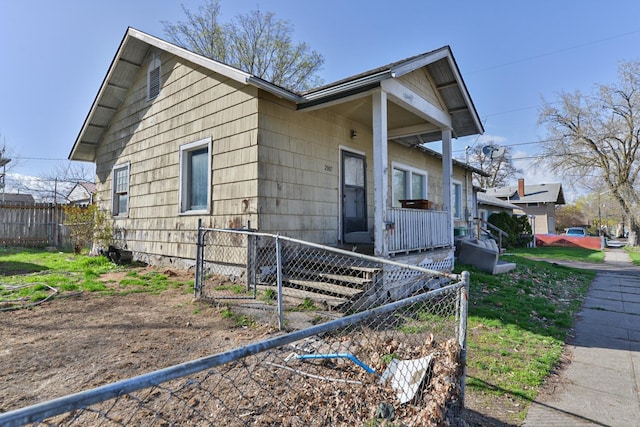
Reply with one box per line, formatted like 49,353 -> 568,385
70,27 -> 301,162
297,70 -> 392,109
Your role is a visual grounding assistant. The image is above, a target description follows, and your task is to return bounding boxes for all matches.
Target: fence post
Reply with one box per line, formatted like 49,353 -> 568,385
275,235 -> 283,331
194,218 -> 203,298
459,270 -> 470,408
246,233 -> 257,296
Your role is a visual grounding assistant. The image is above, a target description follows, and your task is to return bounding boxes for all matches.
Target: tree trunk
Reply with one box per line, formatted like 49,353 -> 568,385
628,216 -> 639,246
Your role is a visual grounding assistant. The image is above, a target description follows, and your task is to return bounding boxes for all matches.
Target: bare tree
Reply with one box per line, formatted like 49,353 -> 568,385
45,161 -> 96,184
163,1 -> 228,62
538,60 -> 640,244
39,161 -> 96,203
555,204 -> 588,233
163,0 -> 324,92
467,144 -> 522,188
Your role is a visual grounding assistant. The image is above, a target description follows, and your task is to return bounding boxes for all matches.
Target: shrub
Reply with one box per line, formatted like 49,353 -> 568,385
63,205 -> 113,254
488,212 -> 533,248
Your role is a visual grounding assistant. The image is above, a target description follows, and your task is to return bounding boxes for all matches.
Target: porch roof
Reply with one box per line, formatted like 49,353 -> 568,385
299,47 -> 484,145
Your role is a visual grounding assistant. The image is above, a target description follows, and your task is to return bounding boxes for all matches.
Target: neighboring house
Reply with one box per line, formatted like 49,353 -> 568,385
67,182 -> 96,206
476,191 -> 519,221
0,193 -> 35,205
69,28 -> 484,270
485,179 -> 565,234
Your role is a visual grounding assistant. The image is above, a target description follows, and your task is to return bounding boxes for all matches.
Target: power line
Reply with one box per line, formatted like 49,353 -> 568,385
11,156 -> 71,161
453,137 -> 563,153
469,29 -> 640,75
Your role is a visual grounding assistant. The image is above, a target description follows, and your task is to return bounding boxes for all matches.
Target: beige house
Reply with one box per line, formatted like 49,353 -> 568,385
485,179 -> 565,234
69,28 -> 484,269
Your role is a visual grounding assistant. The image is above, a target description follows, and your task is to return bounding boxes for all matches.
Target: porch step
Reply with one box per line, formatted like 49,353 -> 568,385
284,278 -> 364,298
258,284 -> 348,309
285,268 -> 373,288
277,249 -> 383,310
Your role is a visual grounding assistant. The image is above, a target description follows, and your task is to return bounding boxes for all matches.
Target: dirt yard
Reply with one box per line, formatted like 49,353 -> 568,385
0,265 -> 525,426
0,268 -> 273,414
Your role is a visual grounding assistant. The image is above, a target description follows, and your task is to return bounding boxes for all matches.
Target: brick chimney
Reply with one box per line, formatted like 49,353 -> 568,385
518,178 -> 525,197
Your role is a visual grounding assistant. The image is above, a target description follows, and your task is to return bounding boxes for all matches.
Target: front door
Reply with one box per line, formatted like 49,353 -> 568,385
342,151 -> 368,243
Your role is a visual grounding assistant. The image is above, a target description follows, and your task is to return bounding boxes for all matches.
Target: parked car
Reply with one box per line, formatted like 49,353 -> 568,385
565,227 -> 587,237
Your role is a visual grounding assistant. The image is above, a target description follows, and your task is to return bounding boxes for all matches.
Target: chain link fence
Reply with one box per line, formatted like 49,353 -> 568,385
195,224 -> 458,331
1,224 -> 470,426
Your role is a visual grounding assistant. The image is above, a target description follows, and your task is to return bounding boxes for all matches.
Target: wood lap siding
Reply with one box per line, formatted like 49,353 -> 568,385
94,52 -> 259,264
257,92 -> 356,244
398,70 -> 441,107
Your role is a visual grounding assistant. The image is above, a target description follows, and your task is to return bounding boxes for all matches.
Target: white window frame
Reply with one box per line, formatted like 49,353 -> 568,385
112,162 -> 130,217
452,180 -> 463,219
179,137 -> 212,215
391,162 -> 428,207
147,53 -> 161,101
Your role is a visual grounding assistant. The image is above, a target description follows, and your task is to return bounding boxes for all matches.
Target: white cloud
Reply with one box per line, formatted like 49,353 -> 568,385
3,173 -> 74,203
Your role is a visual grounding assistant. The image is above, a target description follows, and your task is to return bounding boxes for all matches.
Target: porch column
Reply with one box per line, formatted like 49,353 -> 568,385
442,128 -> 454,246
373,91 -> 388,257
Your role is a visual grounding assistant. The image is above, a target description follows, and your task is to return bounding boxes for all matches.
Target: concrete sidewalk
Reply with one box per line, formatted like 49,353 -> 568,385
523,248 -> 640,426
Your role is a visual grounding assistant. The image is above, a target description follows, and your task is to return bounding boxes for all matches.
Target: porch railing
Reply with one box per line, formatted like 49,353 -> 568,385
387,207 -> 450,254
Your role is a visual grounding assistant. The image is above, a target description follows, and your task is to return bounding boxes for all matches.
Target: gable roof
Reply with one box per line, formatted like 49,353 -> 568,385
70,27 -> 483,162
300,47 -> 483,144
485,183 -> 566,205
67,182 -> 96,200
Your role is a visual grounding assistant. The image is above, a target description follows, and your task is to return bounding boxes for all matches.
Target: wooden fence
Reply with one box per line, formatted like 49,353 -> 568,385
0,203 -> 67,247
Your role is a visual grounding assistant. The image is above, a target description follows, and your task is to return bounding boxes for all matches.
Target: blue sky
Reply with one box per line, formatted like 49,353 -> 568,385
2,1 -> 640,200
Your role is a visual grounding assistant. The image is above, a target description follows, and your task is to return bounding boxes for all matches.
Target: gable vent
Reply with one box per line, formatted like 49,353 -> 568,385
147,53 -> 161,100
149,67 -> 160,98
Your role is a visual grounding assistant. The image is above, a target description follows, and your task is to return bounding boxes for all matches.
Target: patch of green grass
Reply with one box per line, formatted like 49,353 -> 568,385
380,353 -> 400,364
29,291 -> 51,302
508,246 -> 605,263
262,287 -> 277,302
0,249 -> 192,303
83,279 -> 109,293
220,307 -> 256,328
625,246 -> 640,265
117,272 -> 178,295
290,297 -> 319,312
397,306 -> 456,335
455,254 -> 595,419
215,283 -> 247,294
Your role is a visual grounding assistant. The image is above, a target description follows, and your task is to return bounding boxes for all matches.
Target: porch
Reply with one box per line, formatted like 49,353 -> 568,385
386,207 -> 450,255
342,207 -> 451,257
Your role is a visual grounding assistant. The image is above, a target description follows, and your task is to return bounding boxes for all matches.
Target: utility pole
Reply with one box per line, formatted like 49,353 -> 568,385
0,149 -> 11,203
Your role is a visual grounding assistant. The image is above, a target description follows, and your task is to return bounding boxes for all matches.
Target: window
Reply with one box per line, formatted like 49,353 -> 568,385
391,163 -> 427,207
112,163 -> 130,216
147,53 -> 161,100
179,138 -> 212,213
452,181 -> 462,219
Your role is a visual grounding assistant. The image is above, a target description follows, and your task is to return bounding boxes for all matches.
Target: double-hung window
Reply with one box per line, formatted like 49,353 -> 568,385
112,163 -> 130,216
179,138 -> 212,214
391,163 -> 427,207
